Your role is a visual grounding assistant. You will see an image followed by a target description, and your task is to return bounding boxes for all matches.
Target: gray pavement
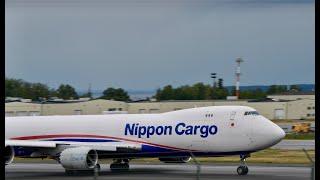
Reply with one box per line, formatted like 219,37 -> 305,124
271,140 -> 315,150
5,162 -> 313,180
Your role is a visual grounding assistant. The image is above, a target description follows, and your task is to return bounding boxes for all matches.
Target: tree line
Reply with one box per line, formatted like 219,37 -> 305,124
154,80 -> 302,100
5,78 -> 130,102
5,77 -> 301,102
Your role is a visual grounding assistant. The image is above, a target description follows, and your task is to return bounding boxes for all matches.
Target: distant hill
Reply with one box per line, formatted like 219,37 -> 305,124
79,84 -> 314,100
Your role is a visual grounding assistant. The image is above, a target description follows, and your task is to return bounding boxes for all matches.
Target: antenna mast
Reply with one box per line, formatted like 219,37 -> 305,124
235,57 -> 244,98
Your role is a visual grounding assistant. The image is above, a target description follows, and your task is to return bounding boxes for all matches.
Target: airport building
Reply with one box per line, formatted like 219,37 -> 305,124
5,91 -> 315,120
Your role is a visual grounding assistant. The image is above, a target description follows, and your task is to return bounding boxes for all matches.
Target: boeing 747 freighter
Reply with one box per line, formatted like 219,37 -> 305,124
5,106 -> 285,175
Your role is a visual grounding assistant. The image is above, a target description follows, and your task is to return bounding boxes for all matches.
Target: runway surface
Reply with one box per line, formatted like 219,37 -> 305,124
5,161 -> 313,180
271,140 -> 315,150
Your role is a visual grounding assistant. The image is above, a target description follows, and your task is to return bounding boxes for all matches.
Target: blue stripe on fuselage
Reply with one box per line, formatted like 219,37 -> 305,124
142,144 -> 177,152
45,138 -> 120,143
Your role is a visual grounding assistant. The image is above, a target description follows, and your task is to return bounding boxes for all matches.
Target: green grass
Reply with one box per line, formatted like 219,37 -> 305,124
272,119 -> 315,123
285,133 -> 315,140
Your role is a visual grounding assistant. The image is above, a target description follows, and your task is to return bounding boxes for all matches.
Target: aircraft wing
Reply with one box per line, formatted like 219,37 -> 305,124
5,140 -> 58,148
5,140 -> 142,152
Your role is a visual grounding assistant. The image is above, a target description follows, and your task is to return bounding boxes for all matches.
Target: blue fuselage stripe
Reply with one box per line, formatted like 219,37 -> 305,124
46,139 -> 120,142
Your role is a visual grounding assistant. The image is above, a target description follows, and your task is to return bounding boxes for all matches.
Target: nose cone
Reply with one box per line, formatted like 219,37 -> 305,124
272,124 -> 286,144
252,117 -> 286,150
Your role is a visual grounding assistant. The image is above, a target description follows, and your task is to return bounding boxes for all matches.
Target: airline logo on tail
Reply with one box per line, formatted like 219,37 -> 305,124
125,123 -> 218,138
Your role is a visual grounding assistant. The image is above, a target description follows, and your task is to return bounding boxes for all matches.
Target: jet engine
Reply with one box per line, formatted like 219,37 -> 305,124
159,157 -> 191,163
5,146 -> 15,165
59,147 -> 98,170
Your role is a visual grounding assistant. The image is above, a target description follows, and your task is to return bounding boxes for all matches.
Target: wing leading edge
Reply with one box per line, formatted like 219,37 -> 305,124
5,140 -> 142,152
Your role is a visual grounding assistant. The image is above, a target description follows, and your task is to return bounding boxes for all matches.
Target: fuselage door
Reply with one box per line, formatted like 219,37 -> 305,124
229,111 -> 237,128
230,111 -> 236,121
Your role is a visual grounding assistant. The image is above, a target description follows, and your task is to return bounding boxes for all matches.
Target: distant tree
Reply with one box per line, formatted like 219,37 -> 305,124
252,89 -> 267,98
193,83 -> 211,100
55,84 -> 79,100
222,85 -> 267,99
218,78 -> 224,89
211,86 -> 218,99
230,86 -> 236,96
266,85 -> 287,95
30,83 -> 51,101
5,77 -> 51,100
215,88 -> 230,99
100,87 -> 130,102
155,83 -> 226,100
239,89 -> 267,99
174,85 -> 197,100
5,78 -> 26,97
290,84 -> 302,91
157,85 -> 174,100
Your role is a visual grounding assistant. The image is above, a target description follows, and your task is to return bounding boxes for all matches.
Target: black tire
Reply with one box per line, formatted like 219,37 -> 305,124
237,166 -> 248,175
243,166 -> 249,175
123,163 -> 129,171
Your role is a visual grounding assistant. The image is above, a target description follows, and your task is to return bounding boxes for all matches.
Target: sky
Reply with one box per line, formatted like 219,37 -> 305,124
5,0 -> 315,92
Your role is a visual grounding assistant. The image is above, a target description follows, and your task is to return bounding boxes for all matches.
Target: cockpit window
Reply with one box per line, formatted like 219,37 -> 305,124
252,111 -> 259,115
244,111 -> 259,116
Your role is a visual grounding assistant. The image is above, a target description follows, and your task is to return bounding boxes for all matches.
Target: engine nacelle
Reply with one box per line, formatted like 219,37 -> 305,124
159,157 -> 191,163
59,147 -> 98,170
5,146 -> 15,165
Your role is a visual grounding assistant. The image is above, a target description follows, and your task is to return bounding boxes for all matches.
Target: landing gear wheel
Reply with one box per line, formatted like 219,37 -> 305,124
237,154 -> 250,175
237,166 -> 249,175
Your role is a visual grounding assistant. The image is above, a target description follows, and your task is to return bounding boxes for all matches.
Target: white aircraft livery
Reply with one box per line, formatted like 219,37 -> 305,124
5,106 -> 285,175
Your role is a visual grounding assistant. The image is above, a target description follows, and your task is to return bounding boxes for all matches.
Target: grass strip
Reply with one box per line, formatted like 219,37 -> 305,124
285,133 -> 315,140
272,119 -> 314,123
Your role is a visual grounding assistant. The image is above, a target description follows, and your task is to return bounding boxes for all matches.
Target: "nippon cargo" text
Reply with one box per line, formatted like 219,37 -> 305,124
124,123 -> 218,138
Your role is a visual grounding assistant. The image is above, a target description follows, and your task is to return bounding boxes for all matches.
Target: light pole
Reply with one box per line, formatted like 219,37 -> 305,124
211,73 -> 217,87
211,73 -> 217,99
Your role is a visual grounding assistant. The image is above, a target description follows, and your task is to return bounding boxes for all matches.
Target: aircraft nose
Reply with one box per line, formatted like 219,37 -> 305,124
265,120 -> 286,147
253,117 -> 286,150
272,124 -> 286,143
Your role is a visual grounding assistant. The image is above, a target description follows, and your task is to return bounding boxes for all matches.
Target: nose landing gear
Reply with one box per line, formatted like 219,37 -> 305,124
237,154 -> 249,175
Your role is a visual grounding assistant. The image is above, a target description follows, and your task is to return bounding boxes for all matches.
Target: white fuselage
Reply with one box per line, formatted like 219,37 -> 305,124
5,106 -> 285,157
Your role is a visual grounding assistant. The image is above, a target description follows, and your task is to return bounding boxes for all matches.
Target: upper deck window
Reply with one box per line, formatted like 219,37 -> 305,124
244,111 -> 259,116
